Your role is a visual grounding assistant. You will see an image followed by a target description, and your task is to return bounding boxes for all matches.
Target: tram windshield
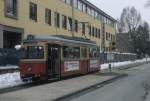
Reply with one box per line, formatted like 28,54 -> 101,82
21,46 -> 44,59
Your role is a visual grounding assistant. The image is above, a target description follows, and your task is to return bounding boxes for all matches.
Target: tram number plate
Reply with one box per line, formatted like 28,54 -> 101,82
90,60 -> 98,68
64,61 -> 79,72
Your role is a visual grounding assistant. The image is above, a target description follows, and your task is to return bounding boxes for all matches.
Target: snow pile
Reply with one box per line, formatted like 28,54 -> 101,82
0,72 -> 23,89
101,58 -> 150,70
14,45 -> 21,50
0,65 -> 19,70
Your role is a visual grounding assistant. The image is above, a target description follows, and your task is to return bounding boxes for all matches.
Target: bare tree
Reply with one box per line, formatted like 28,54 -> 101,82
145,0 -> 150,7
117,6 -> 142,53
118,7 -> 141,33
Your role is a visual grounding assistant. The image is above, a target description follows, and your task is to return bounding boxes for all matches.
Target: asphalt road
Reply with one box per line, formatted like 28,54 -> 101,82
68,63 -> 150,101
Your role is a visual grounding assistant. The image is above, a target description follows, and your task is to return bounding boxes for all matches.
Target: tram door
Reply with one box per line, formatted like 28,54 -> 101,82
48,44 -> 61,79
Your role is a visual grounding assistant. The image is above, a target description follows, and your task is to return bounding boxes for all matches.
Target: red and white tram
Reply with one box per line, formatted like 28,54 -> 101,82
20,35 -> 100,81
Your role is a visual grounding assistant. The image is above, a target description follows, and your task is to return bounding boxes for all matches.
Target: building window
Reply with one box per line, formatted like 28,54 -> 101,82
92,27 -> 95,37
62,15 -> 67,29
88,25 -> 91,36
82,23 -> 85,35
91,9 -> 94,17
66,0 -> 72,5
45,9 -> 51,25
78,0 -> 82,11
75,20 -> 78,32
98,29 -> 101,38
95,28 -> 97,38
82,4 -> 86,13
68,17 -> 73,31
87,6 -> 91,15
54,12 -> 60,28
106,32 -> 109,40
74,0 -> 78,8
5,0 -> 17,18
29,2 -> 37,21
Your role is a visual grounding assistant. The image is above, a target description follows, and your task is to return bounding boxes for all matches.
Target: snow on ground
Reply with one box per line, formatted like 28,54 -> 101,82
101,58 -> 150,70
0,72 -> 23,89
0,58 -> 150,89
0,65 -> 19,70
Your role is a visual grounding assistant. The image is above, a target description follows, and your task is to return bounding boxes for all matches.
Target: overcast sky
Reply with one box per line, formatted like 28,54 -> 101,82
88,0 -> 150,24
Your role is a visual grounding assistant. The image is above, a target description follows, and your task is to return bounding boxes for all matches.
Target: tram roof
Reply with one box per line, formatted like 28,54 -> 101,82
23,35 -> 97,47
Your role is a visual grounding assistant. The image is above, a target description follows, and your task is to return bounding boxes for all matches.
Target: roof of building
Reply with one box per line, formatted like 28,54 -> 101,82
83,0 -> 117,22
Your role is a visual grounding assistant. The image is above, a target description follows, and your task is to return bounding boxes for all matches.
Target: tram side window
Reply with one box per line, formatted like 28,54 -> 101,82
74,47 -> 80,58
81,47 -> 87,58
63,46 -> 69,58
63,46 -> 80,59
90,48 -> 99,59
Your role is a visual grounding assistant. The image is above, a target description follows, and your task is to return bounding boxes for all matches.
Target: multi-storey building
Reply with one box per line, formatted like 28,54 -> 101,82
0,0 -> 116,51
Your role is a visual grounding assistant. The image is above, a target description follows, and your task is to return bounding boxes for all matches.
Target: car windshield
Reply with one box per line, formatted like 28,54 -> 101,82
22,46 -> 44,59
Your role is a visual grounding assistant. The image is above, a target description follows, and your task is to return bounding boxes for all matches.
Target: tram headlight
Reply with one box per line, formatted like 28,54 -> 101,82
28,67 -> 32,71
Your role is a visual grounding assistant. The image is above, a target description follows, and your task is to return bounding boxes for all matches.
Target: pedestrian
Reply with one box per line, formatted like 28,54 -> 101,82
109,64 -> 112,72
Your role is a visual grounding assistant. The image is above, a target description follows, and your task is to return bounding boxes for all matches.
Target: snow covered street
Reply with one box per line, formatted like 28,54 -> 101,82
0,58 -> 150,89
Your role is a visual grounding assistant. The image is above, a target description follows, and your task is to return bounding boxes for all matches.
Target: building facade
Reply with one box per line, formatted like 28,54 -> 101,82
0,0 -> 116,51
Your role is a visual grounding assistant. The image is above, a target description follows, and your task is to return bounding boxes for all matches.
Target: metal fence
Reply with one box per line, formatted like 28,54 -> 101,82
0,48 -> 21,66
0,48 -> 138,66
100,52 -> 137,64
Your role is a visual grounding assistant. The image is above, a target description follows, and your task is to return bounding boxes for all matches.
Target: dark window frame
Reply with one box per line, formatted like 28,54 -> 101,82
75,20 -> 78,32
62,15 -> 67,29
54,12 -> 60,28
5,0 -> 18,19
98,29 -> 101,38
82,23 -> 85,34
29,2 -> 37,22
68,17 -> 73,31
45,8 -> 51,25
88,25 -> 91,36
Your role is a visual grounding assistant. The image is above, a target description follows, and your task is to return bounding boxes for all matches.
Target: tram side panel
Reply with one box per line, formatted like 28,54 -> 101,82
80,59 -> 89,75
60,60 -> 81,78
88,59 -> 100,73
20,60 -> 47,80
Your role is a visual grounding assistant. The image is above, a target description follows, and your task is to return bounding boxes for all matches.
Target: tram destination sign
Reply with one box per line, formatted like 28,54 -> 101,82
64,61 -> 79,72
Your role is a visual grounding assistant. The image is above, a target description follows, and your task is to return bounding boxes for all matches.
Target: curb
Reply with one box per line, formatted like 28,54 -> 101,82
53,73 -> 127,101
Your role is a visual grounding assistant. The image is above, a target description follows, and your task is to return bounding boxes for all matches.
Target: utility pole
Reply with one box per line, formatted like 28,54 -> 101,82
101,22 -> 105,64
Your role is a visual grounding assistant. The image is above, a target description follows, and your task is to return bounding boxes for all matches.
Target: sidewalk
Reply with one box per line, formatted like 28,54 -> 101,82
0,72 -> 123,101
